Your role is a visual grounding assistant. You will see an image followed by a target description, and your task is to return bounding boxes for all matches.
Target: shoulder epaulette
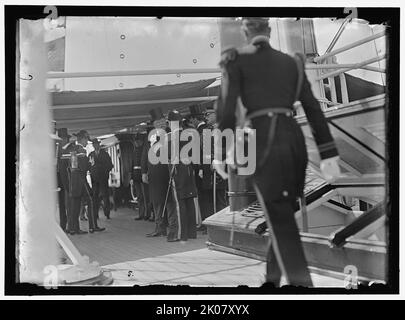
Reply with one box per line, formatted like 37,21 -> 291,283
219,44 -> 259,68
219,47 -> 238,68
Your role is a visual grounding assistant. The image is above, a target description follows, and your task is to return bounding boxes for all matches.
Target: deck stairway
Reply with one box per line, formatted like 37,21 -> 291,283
204,94 -> 387,283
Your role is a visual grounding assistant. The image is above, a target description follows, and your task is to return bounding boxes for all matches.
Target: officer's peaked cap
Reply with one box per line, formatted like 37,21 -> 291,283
242,17 -> 270,33
168,110 -> 183,121
57,127 -> 71,139
73,129 -> 91,140
149,107 -> 165,122
189,104 -> 207,116
91,138 -> 101,145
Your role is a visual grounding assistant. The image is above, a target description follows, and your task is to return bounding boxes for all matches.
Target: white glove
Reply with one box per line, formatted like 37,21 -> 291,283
212,159 -> 228,180
142,173 -> 149,184
149,133 -> 157,146
320,156 -> 341,183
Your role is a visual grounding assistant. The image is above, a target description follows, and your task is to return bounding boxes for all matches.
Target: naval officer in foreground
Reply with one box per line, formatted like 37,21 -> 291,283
214,17 -> 341,287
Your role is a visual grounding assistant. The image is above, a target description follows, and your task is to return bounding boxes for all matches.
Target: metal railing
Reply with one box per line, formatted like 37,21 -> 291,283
310,29 -> 386,110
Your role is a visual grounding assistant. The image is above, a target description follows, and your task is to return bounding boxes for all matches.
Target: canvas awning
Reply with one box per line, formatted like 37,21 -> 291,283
52,78 -> 218,137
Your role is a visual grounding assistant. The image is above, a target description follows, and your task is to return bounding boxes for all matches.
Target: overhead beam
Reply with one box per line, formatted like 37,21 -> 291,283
52,96 -> 218,110
53,90 -> 382,114
48,68 -> 222,79
47,63 -> 385,79
56,115 -> 147,123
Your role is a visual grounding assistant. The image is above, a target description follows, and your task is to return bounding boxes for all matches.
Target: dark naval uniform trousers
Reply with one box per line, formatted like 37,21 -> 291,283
68,145 -> 98,232
143,141 -> 178,237
89,149 -> 113,219
196,164 -> 228,220
57,142 -> 75,231
195,123 -> 228,221
217,37 -> 339,287
57,171 -> 68,231
132,144 -> 151,219
172,162 -> 198,241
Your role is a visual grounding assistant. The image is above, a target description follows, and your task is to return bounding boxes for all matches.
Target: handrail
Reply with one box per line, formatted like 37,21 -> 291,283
315,54 -> 386,81
330,202 -> 385,247
362,66 -> 385,73
314,31 -> 385,63
307,63 -> 385,70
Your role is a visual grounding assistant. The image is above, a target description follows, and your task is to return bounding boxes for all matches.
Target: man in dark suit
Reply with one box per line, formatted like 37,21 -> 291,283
69,130 -> 106,234
139,122 -> 155,222
89,138 -> 114,220
167,110 -> 198,241
215,18 -> 340,287
142,108 -> 178,240
188,106 -> 228,233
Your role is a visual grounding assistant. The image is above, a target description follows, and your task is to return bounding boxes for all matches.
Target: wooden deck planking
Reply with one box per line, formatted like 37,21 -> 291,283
66,207 -> 208,266
104,248 -> 345,287
65,207 -> 346,287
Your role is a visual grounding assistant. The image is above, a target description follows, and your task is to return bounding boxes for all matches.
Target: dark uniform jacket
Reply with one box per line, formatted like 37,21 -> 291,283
58,142 -> 75,190
69,143 -> 91,198
216,36 -> 338,201
89,148 -> 113,196
167,130 -> 198,200
141,136 -> 170,205
89,149 -> 113,182
131,144 -> 144,183
194,121 -> 227,191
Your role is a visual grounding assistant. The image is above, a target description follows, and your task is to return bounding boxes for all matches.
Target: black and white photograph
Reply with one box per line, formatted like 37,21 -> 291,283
2,1 -> 401,299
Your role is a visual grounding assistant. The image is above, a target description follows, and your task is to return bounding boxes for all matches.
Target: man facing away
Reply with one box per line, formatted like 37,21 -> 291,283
214,17 -> 341,287
89,138 -> 114,220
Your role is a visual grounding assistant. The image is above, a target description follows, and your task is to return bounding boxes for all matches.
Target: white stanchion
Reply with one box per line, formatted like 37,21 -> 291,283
18,19 -> 59,284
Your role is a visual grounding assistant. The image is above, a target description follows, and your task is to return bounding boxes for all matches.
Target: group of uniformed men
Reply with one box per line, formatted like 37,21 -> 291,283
56,129 -> 113,235
130,105 -> 228,242
54,16 -> 342,287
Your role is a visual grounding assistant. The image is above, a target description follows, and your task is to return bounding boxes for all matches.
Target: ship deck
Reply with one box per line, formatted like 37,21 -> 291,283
66,207 -> 345,287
